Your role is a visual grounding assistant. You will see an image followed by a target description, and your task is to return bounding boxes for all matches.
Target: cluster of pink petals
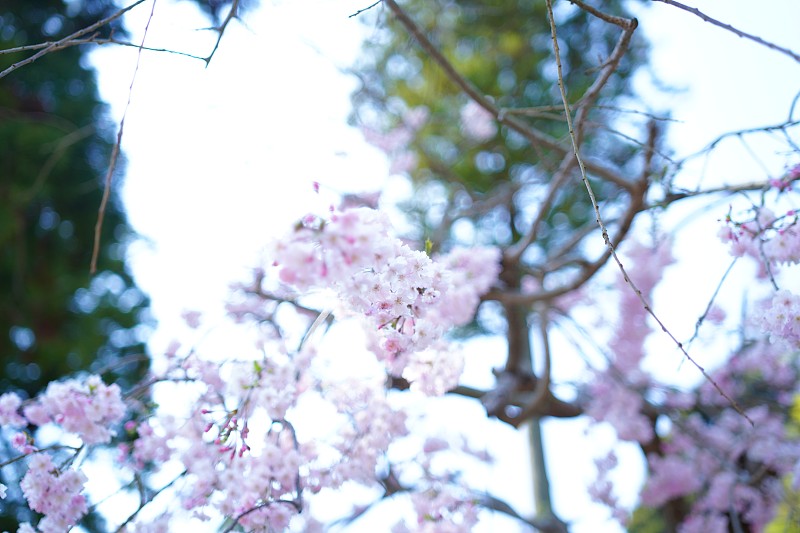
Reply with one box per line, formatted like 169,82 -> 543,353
19,454 -> 88,533
756,289 -> 800,349
585,374 -> 654,444
21,375 -> 126,445
584,230 -> 800,531
642,404 -> 798,531
0,392 -> 26,426
272,207 -> 500,381
115,346 -> 410,531
0,207 -> 487,533
719,207 -> 800,266
585,240 -> 673,444
768,163 -> 800,191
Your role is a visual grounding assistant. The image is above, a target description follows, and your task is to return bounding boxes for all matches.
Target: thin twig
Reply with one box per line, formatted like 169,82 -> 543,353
0,36 -> 206,62
113,470 -> 188,532
685,257 -> 738,348
682,120 -> 800,164
652,0 -> 800,64
350,0 -> 383,18
545,0 -> 752,425
91,0 -> 156,274
204,0 -> 240,66
0,444 -> 81,469
20,125 -> 94,204
0,0 -> 147,80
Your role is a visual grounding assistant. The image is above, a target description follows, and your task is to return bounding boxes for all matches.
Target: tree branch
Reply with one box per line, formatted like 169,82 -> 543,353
546,0 -> 752,424
0,0 -> 147,80
91,0 -> 156,274
652,0 -> 800,64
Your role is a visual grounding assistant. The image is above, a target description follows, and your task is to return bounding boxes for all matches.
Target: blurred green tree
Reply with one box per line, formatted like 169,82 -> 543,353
0,0 -> 246,529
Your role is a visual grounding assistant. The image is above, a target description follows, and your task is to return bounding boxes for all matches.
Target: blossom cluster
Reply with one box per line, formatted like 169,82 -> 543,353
718,206 -> 800,267
584,232 -> 800,531
0,375 -> 125,532
584,240 -> 674,445
272,207 -> 500,379
638,337 -> 800,531
19,454 -> 88,533
0,207 -> 502,533
756,289 -> 800,350
2,376 -> 125,446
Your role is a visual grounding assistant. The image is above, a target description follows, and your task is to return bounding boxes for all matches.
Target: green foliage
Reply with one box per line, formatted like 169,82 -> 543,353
0,2 -> 150,529
0,0 -> 148,400
765,396 -> 800,532
0,0 -> 248,529
352,0 -> 645,257
628,505 -> 668,533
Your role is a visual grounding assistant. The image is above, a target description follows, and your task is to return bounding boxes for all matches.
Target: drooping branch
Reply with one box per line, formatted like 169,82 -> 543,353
545,0 -> 753,424
91,0 -> 156,274
652,0 -> 800,64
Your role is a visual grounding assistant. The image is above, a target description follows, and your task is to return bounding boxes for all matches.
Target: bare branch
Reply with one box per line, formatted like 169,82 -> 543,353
679,119 -> 800,165
0,0 -> 147,81
0,36 -> 206,62
545,0 -> 752,424
477,492 -> 568,532
91,0 -> 156,274
570,4 -> 638,145
350,0 -> 383,18
204,0 -> 240,66
684,257 -> 738,348
113,470 -> 188,533
653,0 -> 800,64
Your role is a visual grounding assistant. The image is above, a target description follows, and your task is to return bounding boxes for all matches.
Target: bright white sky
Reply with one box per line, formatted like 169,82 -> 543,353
89,0 -> 800,531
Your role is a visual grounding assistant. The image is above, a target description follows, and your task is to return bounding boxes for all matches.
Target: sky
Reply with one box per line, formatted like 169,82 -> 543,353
89,0 -> 800,530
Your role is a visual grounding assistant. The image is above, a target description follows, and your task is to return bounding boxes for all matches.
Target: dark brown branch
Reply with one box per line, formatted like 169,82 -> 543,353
487,167 -> 648,307
387,377 -> 582,421
515,310 -> 553,422
569,0 -> 634,28
477,492 -> 569,532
